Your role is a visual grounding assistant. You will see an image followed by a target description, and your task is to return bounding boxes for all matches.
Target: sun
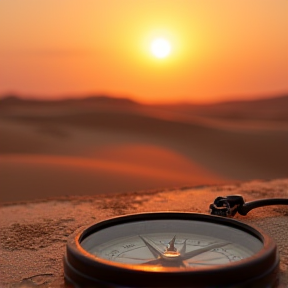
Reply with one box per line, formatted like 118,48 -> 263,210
150,38 -> 171,59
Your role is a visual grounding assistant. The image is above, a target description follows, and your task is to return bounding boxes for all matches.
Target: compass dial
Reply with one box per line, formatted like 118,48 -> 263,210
81,220 -> 261,268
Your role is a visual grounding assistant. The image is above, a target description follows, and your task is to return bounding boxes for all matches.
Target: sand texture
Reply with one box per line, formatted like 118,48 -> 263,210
0,179 -> 288,287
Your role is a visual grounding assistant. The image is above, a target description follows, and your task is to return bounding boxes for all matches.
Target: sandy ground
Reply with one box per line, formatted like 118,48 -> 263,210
1,179 -> 288,287
0,96 -> 288,202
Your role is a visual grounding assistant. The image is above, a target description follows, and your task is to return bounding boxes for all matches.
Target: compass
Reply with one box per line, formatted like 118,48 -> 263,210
64,211 -> 279,288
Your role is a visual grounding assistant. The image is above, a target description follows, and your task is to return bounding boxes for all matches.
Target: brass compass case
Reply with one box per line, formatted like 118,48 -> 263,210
64,212 -> 279,288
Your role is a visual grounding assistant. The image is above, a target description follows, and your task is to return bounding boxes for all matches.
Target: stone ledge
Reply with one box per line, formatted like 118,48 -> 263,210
1,179 -> 288,287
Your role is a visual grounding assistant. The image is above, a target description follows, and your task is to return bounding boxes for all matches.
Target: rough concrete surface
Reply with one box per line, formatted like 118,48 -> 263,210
1,179 -> 288,287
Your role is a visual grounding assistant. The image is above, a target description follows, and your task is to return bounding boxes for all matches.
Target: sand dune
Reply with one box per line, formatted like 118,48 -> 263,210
0,151 -> 224,202
0,95 -> 287,202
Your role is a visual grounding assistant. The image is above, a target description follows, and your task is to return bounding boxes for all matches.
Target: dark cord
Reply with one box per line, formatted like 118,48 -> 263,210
238,198 -> 288,215
209,195 -> 288,217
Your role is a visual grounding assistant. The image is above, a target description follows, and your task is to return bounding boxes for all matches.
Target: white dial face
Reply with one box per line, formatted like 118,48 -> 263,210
81,219 -> 263,269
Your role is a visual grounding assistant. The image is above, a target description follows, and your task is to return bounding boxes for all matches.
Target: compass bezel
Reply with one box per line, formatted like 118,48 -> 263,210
64,212 -> 279,287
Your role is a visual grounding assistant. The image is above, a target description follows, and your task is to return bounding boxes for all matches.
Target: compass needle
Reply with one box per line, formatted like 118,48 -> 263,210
118,256 -> 154,261
141,258 -> 162,265
179,239 -> 187,256
167,235 -> 177,251
138,235 -> 165,258
189,256 -> 228,265
181,242 -> 231,260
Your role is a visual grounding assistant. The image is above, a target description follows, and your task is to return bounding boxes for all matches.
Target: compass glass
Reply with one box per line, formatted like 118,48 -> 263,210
81,219 -> 262,268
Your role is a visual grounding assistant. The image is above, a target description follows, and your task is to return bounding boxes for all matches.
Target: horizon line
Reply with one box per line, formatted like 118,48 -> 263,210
1,91 -> 288,106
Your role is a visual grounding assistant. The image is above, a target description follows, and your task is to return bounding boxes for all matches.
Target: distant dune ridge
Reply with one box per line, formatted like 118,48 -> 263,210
0,94 -> 288,202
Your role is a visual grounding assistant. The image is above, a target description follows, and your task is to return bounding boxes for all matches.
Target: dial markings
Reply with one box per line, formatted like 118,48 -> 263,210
94,235 -> 249,267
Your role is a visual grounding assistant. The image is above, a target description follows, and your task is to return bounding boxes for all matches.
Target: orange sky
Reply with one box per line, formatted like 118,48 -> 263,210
0,0 -> 287,104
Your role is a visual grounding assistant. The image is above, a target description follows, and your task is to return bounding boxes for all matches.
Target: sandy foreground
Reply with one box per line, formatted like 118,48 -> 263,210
1,179 -> 288,287
0,96 -> 288,202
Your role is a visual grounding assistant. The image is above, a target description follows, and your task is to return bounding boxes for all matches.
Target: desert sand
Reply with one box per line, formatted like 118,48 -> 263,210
0,95 -> 287,202
1,179 -> 288,287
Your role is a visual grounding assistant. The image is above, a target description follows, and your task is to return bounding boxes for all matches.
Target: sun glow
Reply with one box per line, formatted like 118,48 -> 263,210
150,38 -> 171,59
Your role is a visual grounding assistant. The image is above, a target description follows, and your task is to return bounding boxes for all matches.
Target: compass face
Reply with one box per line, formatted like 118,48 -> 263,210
81,220 -> 262,268
64,213 -> 279,288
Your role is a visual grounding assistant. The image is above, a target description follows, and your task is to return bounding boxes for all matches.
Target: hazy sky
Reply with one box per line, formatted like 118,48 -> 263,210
0,0 -> 287,103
